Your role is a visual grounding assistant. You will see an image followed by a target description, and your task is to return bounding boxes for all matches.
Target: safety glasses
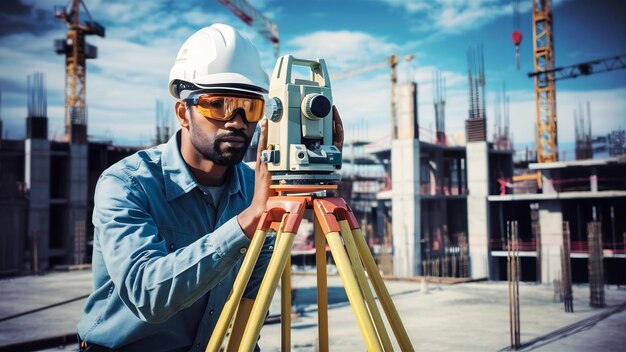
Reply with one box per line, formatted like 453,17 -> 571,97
185,93 -> 265,123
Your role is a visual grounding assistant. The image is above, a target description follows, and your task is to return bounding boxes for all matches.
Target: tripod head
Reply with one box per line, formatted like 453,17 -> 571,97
262,55 -> 342,184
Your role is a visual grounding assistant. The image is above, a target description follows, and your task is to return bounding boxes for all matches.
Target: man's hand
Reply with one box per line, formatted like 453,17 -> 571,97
237,119 -> 274,239
332,106 -> 344,152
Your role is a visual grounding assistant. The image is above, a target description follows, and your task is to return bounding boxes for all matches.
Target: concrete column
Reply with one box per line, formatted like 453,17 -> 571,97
466,141 -> 489,279
68,144 -> 88,265
25,138 -> 50,271
392,139 -> 421,277
590,167 -> 598,192
542,169 -> 557,194
539,200 -> 563,284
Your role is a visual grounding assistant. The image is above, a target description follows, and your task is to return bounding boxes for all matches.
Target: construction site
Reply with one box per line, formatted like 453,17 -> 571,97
0,0 -> 625,350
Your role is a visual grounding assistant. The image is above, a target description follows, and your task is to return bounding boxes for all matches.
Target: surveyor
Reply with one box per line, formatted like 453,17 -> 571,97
76,23 -> 343,351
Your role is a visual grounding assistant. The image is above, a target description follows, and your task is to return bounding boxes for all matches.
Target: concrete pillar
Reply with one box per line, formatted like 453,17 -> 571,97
68,143 -> 88,265
590,167 -> 598,192
466,141 -> 489,279
539,200 -> 563,284
392,139 -> 421,277
25,138 -> 50,271
542,169 -> 557,194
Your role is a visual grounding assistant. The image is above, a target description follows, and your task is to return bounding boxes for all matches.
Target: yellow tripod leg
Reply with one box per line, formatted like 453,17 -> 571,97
352,228 -> 415,351
239,230 -> 297,351
281,248 -> 291,351
338,220 -> 394,351
315,216 -> 329,352
224,298 -> 254,352
229,213 -> 289,351
326,230 -> 383,352
206,229 -> 269,352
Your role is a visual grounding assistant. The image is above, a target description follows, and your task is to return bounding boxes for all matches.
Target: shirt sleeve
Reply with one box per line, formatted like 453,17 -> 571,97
93,171 -> 250,323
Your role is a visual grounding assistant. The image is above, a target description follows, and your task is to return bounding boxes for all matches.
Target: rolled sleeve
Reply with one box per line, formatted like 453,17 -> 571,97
207,216 -> 251,267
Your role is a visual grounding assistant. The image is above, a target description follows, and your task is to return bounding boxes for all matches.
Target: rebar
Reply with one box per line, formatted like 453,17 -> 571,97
420,235 -> 469,279
588,221 -> 605,307
574,102 -> 593,160
459,232 -> 469,278
531,203 -> 541,283
433,71 -> 446,144
27,72 -> 47,118
561,222 -> 574,312
507,220 -> 521,349
467,45 -> 486,120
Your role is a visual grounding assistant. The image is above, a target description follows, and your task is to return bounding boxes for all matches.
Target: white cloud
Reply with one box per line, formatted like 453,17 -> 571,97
334,72 -> 392,142
286,30 -> 400,72
377,0 -> 531,34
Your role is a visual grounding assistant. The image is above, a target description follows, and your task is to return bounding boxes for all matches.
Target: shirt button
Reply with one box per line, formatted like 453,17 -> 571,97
240,248 -> 247,254
169,243 -> 175,251
196,343 -> 200,349
210,309 -> 215,315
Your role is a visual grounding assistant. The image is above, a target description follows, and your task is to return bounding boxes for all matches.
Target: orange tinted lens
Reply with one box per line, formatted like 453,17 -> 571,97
196,95 -> 264,122
196,96 -> 228,120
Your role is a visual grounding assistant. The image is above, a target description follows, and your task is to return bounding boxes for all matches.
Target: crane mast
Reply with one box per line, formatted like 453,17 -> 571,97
54,0 -> 104,144
532,0 -> 557,163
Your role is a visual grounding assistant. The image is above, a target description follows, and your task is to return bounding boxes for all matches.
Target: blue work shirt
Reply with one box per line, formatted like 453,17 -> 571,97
77,131 -> 273,351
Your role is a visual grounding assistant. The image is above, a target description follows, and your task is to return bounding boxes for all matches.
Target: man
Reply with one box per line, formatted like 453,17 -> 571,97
77,23 -> 343,351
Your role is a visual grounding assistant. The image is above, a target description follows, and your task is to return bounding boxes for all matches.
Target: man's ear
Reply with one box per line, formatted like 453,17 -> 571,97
175,101 -> 189,128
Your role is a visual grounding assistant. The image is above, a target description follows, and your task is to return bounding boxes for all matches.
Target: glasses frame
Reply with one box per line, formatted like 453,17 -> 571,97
184,92 -> 266,123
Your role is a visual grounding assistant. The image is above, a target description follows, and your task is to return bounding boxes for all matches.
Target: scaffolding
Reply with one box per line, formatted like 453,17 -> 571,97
574,102 -> 593,160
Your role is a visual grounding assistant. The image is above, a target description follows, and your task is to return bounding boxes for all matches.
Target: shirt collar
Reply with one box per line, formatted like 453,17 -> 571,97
161,131 -> 245,201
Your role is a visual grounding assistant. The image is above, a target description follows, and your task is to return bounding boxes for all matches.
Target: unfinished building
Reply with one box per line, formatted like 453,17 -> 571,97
0,73 -> 139,275
489,157 -> 626,285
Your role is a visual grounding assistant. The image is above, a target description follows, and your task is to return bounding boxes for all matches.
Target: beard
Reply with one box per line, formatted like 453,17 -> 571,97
191,127 -> 252,166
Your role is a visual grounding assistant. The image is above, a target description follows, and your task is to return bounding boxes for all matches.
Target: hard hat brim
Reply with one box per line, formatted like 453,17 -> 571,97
170,72 -> 269,99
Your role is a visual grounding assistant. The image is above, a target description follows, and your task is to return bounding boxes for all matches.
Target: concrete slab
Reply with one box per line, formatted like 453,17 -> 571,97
1,270 -> 625,351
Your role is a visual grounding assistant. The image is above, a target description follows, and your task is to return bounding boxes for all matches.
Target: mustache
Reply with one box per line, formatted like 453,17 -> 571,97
215,129 -> 251,143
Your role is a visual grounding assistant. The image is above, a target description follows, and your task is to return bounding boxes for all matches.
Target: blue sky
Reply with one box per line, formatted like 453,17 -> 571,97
0,0 -> 625,154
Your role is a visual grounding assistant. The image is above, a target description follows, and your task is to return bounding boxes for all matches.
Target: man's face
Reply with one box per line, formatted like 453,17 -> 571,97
187,105 -> 257,165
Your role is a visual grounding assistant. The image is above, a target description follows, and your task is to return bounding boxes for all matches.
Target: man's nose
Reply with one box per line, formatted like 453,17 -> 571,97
225,109 -> 248,129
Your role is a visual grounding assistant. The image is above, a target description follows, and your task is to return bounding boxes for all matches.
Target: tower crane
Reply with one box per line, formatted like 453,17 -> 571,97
54,0 -> 105,144
529,0 -> 625,163
531,0 -> 557,163
218,0 -> 279,57
529,54 -> 626,82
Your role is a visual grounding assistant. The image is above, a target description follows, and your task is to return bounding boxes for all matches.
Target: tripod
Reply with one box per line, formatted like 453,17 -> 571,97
206,184 -> 414,351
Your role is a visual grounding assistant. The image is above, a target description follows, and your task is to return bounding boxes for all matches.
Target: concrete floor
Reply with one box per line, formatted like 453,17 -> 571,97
0,270 -> 625,351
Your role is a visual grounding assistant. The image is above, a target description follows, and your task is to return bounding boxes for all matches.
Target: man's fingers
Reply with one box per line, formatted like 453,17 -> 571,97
332,106 -> 344,152
256,119 -> 268,158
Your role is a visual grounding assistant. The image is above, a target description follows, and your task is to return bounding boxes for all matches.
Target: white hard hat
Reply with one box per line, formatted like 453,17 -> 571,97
168,23 -> 269,99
